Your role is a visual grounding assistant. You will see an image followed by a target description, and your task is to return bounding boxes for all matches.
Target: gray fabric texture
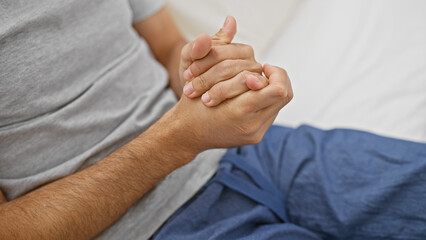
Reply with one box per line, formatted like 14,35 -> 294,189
0,0 -> 224,239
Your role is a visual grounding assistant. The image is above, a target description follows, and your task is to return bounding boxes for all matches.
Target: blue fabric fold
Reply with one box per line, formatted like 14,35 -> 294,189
153,125 -> 426,240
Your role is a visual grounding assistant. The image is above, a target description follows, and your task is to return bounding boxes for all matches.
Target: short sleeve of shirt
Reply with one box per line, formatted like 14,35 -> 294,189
128,0 -> 165,23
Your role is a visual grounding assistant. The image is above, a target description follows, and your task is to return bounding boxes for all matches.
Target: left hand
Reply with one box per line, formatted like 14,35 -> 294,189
179,16 -> 267,107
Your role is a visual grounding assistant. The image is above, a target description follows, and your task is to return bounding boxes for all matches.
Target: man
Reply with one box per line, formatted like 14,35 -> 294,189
0,0 -> 291,238
1,1 -> 425,239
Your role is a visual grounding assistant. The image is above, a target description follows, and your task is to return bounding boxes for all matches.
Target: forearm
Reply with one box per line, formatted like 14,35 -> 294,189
0,190 -> 6,204
165,39 -> 187,98
0,110 -> 197,240
132,7 -> 187,98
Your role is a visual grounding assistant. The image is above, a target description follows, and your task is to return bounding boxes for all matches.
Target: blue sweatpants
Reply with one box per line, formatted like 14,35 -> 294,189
153,125 -> 426,240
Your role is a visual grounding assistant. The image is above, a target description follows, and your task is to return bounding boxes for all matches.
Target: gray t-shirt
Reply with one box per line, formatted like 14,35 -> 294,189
0,1 -> 225,239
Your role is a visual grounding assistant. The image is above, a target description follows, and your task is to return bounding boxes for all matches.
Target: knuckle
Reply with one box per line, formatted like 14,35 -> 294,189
238,73 -> 248,85
219,60 -> 235,77
191,62 -> 203,76
210,84 -> 225,100
240,70 -> 251,79
273,86 -> 288,100
253,62 -> 263,73
194,74 -> 209,91
246,62 -> 263,75
243,44 -> 255,57
239,70 -> 257,83
271,85 -> 294,106
278,67 -> 288,76
210,47 -> 222,60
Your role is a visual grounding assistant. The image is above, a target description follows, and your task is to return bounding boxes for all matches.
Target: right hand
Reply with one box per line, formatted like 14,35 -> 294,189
169,64 -> 293,153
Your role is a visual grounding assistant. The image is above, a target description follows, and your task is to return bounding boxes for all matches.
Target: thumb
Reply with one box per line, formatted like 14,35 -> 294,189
181,33 -> 212,70
212,16 -> 237,45
191,33 -> 212,60
180,34 -> 212,82
263,64 -> 283,81
263,64 -> 291,91
246,74 -> 268,91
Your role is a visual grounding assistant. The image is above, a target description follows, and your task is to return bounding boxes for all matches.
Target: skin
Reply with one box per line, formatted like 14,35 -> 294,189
0,7 -> 293,239
181,17 -> 268,106
0,190 -> 6,204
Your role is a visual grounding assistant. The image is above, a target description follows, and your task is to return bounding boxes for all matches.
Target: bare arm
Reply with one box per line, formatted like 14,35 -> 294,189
133,7 -> 187,97
0,111 -> 197,239
0,64 -> 292,239
0,190 -> 6,204
0,9 -> 197,240
0,7 -> 292,239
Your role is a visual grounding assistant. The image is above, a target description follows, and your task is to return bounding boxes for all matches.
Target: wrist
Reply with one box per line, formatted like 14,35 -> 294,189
138,107 -> 201,169
167,39 -> 187,98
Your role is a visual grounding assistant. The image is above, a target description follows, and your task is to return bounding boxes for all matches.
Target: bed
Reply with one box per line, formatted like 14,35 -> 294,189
166,0 -> 426,143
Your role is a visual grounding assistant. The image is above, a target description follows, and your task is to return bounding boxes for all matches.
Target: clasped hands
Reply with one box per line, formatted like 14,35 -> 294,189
172,16 -> 293,152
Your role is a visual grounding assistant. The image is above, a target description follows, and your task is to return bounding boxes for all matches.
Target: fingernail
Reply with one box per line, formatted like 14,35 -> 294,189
183,82 -> 194,96
223,16 -> 231,28
201,92 -> 211,103
183,68 -> 193,80
246,74 -> 258,82
247,75 -> 261,87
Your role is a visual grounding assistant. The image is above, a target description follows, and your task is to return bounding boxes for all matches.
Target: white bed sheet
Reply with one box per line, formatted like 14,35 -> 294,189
262,0 -> 426,143
166,0 -> 299,63
167,0 -> 426,143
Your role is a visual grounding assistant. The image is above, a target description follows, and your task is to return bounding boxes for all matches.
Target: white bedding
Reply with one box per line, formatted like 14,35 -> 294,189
166,0 -> 299,59
167,0 -> 426,143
